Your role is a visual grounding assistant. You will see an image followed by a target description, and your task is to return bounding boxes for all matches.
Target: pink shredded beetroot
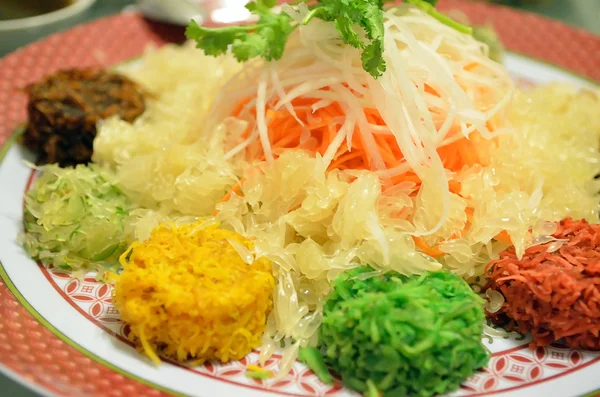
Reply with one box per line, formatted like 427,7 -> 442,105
486,218 -> 600,350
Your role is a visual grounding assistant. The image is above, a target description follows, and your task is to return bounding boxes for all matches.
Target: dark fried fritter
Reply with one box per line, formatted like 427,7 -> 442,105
21,69 -> 146,166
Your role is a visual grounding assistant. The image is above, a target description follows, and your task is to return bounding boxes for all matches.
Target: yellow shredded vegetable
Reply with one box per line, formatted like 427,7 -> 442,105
113,220 -> 275,364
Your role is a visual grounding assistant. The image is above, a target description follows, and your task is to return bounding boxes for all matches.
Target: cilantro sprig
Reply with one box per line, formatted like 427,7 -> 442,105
185,0 -> 471,78
186,0 -> 294,61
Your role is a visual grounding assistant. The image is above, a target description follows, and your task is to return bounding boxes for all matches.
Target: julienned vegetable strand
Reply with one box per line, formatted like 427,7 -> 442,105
298,346 -> 334,385
228,91 -> 493,191
185,0 -> 471,78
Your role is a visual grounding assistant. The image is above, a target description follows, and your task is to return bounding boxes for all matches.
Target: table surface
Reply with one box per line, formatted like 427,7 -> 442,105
0,0 -> 599,396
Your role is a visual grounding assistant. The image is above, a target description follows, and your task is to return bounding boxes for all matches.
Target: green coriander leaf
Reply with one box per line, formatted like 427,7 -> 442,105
308,0 -> 387,78
358,5 -> 386,77
231,34 -> 268,62
186,21 -> 235,56
318,0 -> 366,23
334,15 -> 363,48
258,11 -> 296,59
362,41 -> 386,78
360,4 -> 384,42
187,0 -> 470,79
185,6 -> 295,63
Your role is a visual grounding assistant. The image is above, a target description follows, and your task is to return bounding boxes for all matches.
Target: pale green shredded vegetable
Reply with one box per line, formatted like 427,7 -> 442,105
21,163 -> 137,276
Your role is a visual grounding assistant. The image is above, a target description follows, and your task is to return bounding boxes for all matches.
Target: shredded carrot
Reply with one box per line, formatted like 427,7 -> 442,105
232,92 -> 494,183
485,218 -> 600,350
413,237 -> 445,258
494,230 -> 512,244
463,62 -> 480,72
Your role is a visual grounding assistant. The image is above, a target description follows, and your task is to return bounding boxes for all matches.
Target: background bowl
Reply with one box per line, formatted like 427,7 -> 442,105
0,0 -> 96,55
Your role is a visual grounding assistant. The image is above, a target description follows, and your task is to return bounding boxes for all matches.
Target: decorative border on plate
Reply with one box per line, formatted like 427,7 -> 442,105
0,263 -> 179,397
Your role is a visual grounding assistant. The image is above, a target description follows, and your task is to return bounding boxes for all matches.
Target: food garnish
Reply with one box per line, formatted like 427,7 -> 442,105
318,267 -> 489,396
113,220 -> 275,364
21,69 -> 146,166
186,0 -> 471,78
21,163 -> 136,276
486,218 -> 600,350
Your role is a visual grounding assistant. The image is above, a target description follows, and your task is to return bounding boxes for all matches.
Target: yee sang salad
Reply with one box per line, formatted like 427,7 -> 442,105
17,0 -> 600,395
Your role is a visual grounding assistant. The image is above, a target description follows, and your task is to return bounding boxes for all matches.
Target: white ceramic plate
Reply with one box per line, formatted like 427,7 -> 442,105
0,3 -> 599,396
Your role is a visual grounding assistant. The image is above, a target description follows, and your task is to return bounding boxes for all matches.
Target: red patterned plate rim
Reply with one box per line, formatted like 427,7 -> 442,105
0,1 -> 599,396
0,263 -> 183,397
438,0 -> 600,84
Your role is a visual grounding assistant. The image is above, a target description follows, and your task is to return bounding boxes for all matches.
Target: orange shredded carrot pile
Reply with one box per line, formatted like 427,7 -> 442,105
234,92 -> 493,188
485,218 -> 600,350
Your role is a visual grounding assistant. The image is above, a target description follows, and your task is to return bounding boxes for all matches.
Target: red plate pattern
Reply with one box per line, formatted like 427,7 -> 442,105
1,1 -> 599,396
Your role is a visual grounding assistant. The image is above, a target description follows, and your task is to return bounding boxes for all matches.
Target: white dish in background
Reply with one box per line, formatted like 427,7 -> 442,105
0,0 -> 96,55
136,0 -> 205,26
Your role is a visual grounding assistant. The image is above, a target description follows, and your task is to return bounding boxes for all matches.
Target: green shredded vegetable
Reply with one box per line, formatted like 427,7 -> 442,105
365,379 -> 380,397
21,163 -> 137,276
298,346 -> 334,385
319,267 -> 489,397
